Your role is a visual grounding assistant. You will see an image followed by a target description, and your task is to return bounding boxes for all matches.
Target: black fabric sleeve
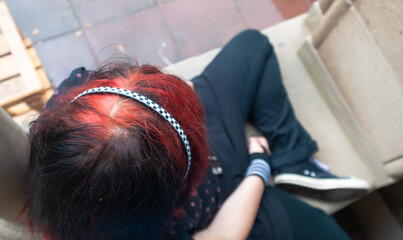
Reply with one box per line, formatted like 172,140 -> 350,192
249,147 -> 271,164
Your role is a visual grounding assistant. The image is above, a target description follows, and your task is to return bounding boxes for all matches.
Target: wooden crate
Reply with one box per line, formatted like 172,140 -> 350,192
0,1 -> 53,117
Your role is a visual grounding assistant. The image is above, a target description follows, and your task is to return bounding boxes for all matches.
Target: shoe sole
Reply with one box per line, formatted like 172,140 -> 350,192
274,174 -> 370,201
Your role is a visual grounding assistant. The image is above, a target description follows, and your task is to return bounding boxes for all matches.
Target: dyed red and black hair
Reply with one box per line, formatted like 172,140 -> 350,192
26,62 -> 209,239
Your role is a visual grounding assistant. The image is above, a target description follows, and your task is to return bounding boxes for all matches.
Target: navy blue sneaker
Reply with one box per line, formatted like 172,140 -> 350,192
274,157 -> 370,201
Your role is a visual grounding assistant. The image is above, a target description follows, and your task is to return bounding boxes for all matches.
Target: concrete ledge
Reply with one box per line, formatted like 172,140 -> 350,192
164,49 -> 219,81
298,37 -> 391,188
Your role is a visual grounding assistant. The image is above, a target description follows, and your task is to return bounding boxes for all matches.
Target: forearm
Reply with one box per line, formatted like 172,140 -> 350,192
194,175 -> 265,240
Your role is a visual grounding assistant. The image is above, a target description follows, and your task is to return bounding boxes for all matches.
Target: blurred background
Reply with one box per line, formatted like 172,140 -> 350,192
4,0 -> 315,87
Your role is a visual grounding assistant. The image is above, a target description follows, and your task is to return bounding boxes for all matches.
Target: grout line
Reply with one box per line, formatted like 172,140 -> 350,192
66,0 -> 157,66
232,0 -> 250,29
66,0 -> 97,62
69,1 -> 160,66
155,1 -> 185,64
35,1 -> 160,53
75,3 -> 158,31
32,30 -> 77,45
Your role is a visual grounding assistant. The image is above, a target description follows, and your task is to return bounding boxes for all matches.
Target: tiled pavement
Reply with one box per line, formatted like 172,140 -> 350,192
4,0 -> 316,87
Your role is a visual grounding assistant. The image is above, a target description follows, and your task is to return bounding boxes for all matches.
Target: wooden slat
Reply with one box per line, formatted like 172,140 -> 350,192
0,76 -> 26,102
23,38 -> 33,48
26,40 -> 52,89
35,67 -> 52,89
3,68 -> 53,116
4,87 -> 53,116
0,40 -> 44,81
0,2 -> 53,117
0,34 -> 10,56
0,54 -> 19,80
5,101 -> 32,116
25,39 -> 52,90
0,1 -> 41,106
26,46 -> 41,69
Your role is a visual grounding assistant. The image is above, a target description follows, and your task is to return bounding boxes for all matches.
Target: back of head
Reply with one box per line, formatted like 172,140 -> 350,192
26,62 -> 209,239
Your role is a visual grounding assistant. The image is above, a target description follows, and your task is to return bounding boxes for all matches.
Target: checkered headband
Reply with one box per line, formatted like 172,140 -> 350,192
71,86 -> 192,179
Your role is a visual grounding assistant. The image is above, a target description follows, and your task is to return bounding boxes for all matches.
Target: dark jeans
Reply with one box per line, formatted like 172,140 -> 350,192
206,29 -> 318,170
192,29 -> 349,240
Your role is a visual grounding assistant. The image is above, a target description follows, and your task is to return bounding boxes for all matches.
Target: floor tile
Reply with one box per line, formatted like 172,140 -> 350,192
70,0 -> 154,26
156,0 -> 172,3
85,7 -> 183,67
272,0 -> 311,19
35,33 -> 95,87
159,0 -> 247,58
235,0 -> 284,30
3,0 -> 79,42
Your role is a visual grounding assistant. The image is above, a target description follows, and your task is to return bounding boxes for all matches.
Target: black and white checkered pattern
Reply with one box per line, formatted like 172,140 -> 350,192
72,86 -> 192,178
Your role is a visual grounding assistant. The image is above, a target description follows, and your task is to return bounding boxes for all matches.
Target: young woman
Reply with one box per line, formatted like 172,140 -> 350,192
3,30 -> 368,239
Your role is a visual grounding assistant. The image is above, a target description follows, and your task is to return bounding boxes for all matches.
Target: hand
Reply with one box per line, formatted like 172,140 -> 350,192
248,136 -> 271,155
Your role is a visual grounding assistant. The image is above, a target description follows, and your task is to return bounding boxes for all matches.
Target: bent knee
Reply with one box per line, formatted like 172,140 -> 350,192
234,29 -> 273,51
